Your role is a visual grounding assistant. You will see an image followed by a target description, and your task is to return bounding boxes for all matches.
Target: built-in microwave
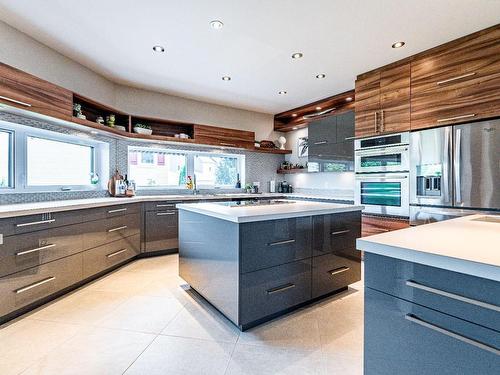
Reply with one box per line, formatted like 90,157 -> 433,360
354,173 -> 409,217
355,132 -> 410,174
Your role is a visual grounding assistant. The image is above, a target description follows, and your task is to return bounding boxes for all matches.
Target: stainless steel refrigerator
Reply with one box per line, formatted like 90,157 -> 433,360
410,118 -> 499,225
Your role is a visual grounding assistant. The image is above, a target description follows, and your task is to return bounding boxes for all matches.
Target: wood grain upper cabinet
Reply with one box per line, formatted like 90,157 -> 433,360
193,125 -> 255,150
0,63 -> 73,119
411,26 -> 500,129
355,63 -> 410,138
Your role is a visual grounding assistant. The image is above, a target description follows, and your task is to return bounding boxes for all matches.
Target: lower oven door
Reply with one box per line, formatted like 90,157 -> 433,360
355,173 -> 409,217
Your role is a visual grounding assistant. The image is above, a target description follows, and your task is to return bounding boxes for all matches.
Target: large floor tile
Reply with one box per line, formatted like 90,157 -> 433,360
85,269 -> 159,295
323,353 -> 363,375
125,335 -> 234,375
0,319 -> 82,375
22,327 -> 155,375
96,295 -> 184,334
226,343 -> 325,375
121,255 -> 178,275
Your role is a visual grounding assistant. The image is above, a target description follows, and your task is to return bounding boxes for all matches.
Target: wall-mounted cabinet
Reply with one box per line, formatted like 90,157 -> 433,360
193,124 -> 255,150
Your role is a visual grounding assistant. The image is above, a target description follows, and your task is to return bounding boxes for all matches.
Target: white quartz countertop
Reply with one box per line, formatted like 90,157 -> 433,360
0,193 -> 353,219
176,200 -> 364,223
356,215 -> 500,282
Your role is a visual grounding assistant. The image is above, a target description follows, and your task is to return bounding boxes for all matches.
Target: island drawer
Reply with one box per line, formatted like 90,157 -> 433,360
82,213 -> 141,250
82,234 -> 140,279
0,210 -> 83,237
365,288 -> 500,375
240,259 -> 311,325
312,211 -> 361,257
240,217 -> 312,273
365,253 -> 500,332
0,252 -> 83,318
312,253 -> 361,299
0,224 -> 84,278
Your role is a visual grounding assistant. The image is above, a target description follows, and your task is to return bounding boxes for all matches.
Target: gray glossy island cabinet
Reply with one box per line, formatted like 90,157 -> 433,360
178,205 -> 361,330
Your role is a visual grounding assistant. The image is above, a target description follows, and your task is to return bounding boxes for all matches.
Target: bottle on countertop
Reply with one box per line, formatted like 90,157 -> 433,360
269,180 -> 276,193
235,173 -> 241,188
186,176 -> 194,190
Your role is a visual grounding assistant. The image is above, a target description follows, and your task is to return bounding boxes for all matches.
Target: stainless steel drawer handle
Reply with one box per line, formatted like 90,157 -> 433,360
106,249 -> 128,258
436,72 -> 476,85
157,212 -> 176,216
313,141 -> 327,145
344,136 -> 356,140
156,204 -> 175,208
15,276 -> 56,294
405,314 -> 500,356
406,280 -> 500,312
16,243 -> 56,256
0,95 -> 32,107
328,266 -> 350,276
331,230 -> 350,236
16,219 -> 56,227
220,142 -> 236,147
267,283 -> 296,295
268,239 -> 296,246
108,225 -> 128,232
108,208 -> 127,213
437,114 -> 476,123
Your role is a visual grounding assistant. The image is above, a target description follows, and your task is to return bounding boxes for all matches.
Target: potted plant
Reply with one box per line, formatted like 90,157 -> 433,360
133,123 -> 153,135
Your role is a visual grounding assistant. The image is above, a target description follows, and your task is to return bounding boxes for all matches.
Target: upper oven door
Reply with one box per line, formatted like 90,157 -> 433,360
355,173 -> 409,217
355,145 -> 409,173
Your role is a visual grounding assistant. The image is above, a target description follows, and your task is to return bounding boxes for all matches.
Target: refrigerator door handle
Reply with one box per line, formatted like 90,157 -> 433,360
454,128 -> 462,204
442,127 -> 452,204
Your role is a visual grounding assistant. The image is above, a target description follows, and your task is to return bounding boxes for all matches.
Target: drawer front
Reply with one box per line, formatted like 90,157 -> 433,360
82,234 -> 140,279
365,253 -> 500,332
0,211 -> 83,237
240,259 -> 311,325
144,210 -> 178,252
81,203 -> 141,222
312,211 -> 361,257
312,253 -> 361,299
82,212 -> 140,250
0,253 -> 83,318
0,224 -> 84,277
240,217 -> 312,273
144,201 -> 181,212
365,288 -> 500,375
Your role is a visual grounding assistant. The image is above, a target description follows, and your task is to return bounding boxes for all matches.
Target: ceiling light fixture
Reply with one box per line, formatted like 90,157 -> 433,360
222,76 -> 231,81
152,45 -> 165,52
291,52 -> 303,59
316,106 -> 322,110
278,91 -> 287,95
210,20 -> 224,29
346,97 -> 353,102
392,41 -> 405,49
291,113 -> 298,117
316,74 -> 326,79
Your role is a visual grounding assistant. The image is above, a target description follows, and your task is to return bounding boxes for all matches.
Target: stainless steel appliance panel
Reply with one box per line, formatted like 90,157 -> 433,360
454,120 -> 500,210
410,205 -> 496,226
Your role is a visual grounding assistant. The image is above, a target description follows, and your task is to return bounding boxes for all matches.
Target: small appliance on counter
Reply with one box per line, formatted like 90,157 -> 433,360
277,181 -> 293,193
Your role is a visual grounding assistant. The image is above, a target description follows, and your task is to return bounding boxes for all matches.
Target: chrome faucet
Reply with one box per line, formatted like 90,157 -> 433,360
192,174 -> 199,195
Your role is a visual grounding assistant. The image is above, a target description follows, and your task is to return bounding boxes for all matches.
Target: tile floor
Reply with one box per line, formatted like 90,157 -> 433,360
0,255 -> 364,375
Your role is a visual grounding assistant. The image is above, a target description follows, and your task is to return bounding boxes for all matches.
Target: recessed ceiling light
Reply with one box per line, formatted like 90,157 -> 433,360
291,113 -> 298,117
278,91 -> 287,95
316,106 -> 322,110
346,97 -> 353,102
316,74 -> 326,79
291,52 -> 303,59
222,76 -> 231,81
210,20 -> 224,29
292,127 -> 298,130
392,41 -> 405,49
152,45 -> 165,52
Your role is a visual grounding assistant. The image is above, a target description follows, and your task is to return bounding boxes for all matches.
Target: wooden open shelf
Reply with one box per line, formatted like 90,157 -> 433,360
73,94 -> 130,131
255,148 -> 292,154
277,168 -> 308,174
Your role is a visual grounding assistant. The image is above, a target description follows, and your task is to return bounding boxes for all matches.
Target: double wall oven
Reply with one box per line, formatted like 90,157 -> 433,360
354,132 -> 410,217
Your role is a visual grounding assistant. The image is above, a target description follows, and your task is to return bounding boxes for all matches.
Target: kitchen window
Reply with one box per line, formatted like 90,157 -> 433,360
0,130 -> 13,188
128,146 -> 245,189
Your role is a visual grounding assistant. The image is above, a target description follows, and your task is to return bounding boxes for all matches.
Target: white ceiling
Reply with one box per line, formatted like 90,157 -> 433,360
0,0 -> 499,114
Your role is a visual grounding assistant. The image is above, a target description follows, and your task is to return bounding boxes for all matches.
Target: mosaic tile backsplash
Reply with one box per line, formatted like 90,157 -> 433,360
0,112 -> 284,205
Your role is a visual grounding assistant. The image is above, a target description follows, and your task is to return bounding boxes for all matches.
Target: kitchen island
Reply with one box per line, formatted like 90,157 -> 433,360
177,200 -> 363,330
357,215 -> 500,375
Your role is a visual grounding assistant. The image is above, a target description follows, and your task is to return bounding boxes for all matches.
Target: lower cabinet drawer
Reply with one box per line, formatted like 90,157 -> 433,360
0,253 -> 83,318
365,253 -> 500,332
312,211 -> 361,256
82,234 -> 140,279
0,210 -> 83,237
239,259 -> 311,325
0,224 -> 84,277
144,210 -> 178,252
82,213 -> 140,250
312,253 -> 361,299
365,288 -> 500,375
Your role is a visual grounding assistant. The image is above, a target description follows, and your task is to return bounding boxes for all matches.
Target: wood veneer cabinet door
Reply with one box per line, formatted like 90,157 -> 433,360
0,62 -> 73,119
411,26 -> 500,129
361,215 -> 409,237
355,71 -> 380,138
193,124 -> 255,149
379,63 -> 411,133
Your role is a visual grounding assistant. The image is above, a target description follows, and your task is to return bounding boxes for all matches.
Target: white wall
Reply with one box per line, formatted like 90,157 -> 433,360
0,20 -> 279,142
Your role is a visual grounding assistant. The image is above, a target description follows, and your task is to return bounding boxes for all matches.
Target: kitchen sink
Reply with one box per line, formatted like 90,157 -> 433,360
471,215 -> 500,224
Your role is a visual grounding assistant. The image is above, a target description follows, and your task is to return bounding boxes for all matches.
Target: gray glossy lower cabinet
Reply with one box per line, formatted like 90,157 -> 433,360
144,209 -> 178,253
